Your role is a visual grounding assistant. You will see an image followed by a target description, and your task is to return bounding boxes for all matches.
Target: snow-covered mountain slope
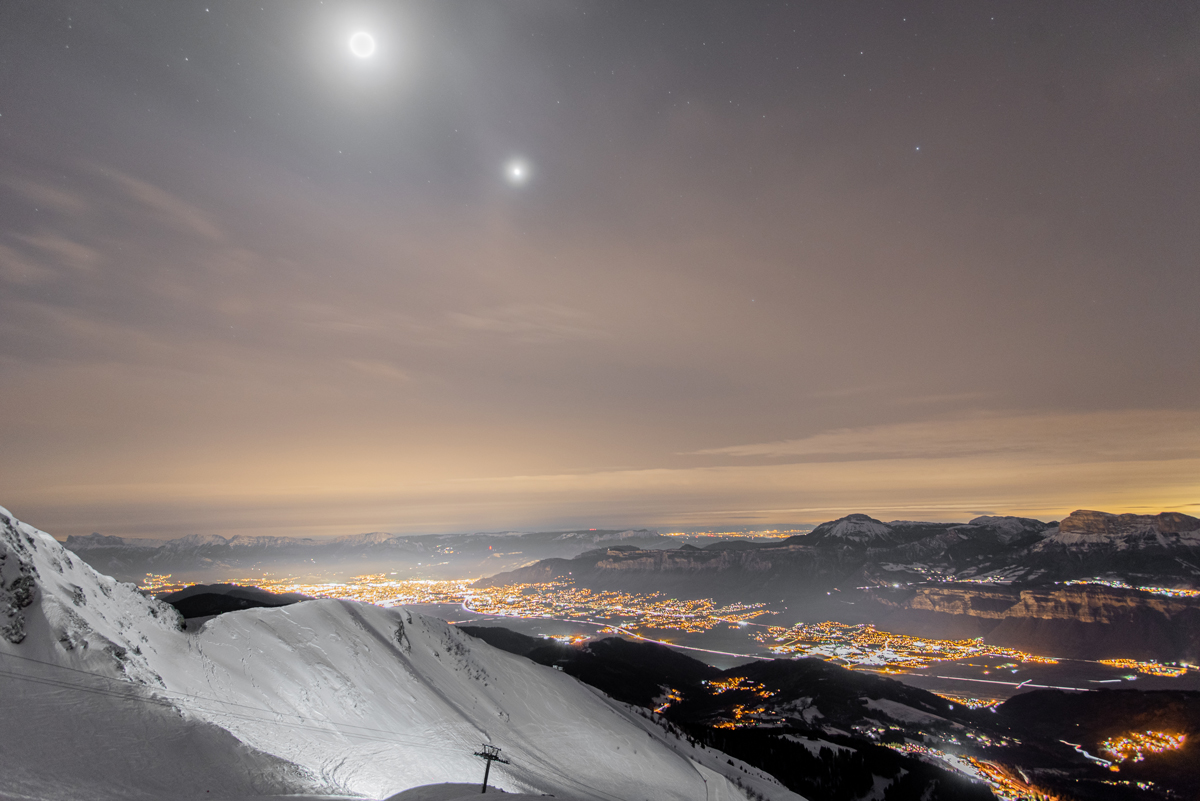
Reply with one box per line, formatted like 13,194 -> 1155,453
958,515 -> 1049,543
1,506 -> 802,801
1,509 -> 325,801
805,514 -> 894,546
385,785 -> 579,801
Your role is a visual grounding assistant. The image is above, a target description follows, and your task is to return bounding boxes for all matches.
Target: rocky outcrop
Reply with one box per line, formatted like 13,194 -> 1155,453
897,584 -> 1197,624
1035,510 -> 1200,552
1,514 -> 42,643
1061,510 -> 1200,537
871,584 -> 1200,660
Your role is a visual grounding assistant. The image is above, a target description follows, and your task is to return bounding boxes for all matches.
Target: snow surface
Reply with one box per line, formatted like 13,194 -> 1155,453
864,698 -> 945,725
809,515 -> 892,545
384,784 -> 577,801
0,507 -> 805,801
780,735 -> 852,756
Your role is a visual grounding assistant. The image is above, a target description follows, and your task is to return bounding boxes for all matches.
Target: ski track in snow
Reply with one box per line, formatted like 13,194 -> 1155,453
0,506 -> 806,801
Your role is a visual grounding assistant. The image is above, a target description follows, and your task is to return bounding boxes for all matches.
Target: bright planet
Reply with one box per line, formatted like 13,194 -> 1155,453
506,159 -> 529,185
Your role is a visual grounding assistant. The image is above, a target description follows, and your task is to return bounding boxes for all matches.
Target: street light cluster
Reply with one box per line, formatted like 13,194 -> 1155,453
756,620 -> 1059,671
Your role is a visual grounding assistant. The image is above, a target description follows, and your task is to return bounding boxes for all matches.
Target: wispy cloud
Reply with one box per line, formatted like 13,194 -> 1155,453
449,304 -> 610,343
14,232 -> 102,272
345,359 -> 410,381
100,167 -> 225,241
3,178 -> 90,215
690,410 -> 1200,463
0,243 -> 59,285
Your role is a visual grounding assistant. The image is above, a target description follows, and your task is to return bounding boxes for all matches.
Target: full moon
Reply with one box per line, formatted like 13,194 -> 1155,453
349,32 -> 376,58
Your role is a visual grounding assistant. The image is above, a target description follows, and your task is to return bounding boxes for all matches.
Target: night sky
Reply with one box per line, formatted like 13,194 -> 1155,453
1,2 -> 1197,538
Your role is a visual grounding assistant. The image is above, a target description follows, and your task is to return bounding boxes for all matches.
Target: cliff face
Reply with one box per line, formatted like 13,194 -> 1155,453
1060,510 -> 1200,537
872,584 -> 1200,660
898,585 -> 1197,624
1033,510 -> 1200,554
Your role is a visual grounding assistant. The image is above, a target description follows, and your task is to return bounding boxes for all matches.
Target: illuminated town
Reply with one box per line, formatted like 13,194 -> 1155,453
140,573 -> 191,593
755,620 -> 1059,671
143,573 -> 1195,686
659,529 -> 806,540
711,703 -> 783,729
1100,731 -> 1186,765
932,693 -> 1003,710
965,758 -> 1063,801
1063,578 -> 1200,599
703,677 -> 783,729
704,677 -> 776,697
1096,658 -> 1189,678
142,573 -> 773,636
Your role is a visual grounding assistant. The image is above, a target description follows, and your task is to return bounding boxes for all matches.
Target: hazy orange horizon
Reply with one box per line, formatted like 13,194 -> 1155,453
2,4 -> 1196,540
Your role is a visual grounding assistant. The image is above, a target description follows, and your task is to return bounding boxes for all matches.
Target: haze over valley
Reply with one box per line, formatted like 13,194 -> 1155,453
3,2 -> 1198,800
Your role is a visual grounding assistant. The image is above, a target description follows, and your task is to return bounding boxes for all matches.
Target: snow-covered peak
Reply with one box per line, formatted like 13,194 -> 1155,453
330,530 -> 404,546
1,507 -> 803,801
161,532 -> 231,550
967,515 -> 1045,534
960,515 -> 1051,544
807,514 -> 893,546
61,531 -> 169,550
0,507 -> 183,666
226,534 -> 318,548
554,529 -> 660,543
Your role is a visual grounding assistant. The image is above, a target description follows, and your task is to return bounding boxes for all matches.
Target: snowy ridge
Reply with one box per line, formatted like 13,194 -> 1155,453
962,515 -> 1049,542
554,530 -> 659,543
806,514 -> 894,546
1,506 -> 803,801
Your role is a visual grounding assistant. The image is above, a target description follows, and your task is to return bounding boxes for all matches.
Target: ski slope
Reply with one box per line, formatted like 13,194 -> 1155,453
0,506 -> 804,801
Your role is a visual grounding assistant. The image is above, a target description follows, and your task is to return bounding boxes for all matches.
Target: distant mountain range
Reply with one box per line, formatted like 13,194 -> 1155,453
483,511 -> 1200,589
58,509 -> 1200,660
479,510 -> 1200,661
60,527 -> 672,583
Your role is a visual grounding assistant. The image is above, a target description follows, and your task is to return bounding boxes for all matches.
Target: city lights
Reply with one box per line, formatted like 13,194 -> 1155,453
1100,731 -> 1186,764
1096,658 -> 1188,678
932,693 -> 1003,710
755,620 -> 1059,670
146,574 -> 773,636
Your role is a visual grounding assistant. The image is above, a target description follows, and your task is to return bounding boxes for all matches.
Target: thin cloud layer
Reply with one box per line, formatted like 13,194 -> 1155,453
0,2 -> 1197,537
691,411 -> 1200,463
